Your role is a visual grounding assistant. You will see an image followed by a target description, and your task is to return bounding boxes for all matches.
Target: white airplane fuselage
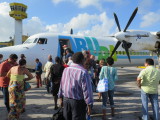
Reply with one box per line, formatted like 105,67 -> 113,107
0,32 -> 159,69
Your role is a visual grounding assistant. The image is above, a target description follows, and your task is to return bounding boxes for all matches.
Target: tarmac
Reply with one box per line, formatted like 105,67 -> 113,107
0,67 -> 160,120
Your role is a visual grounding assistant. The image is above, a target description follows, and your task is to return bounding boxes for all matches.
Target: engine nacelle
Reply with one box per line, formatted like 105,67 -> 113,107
122,42 -> 132,49
155,41 -> 160,49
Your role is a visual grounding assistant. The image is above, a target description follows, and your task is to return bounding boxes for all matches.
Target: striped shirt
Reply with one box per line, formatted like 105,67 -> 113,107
58,63 -> 93,105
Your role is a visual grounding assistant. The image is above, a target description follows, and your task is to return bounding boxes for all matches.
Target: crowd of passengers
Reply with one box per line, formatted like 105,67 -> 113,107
0,45 -> 160,120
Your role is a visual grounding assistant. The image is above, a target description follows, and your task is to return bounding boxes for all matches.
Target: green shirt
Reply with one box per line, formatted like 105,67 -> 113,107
138,66 -> 160,94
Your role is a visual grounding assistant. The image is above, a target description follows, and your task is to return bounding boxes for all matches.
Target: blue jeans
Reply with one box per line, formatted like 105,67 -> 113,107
141,89 -> 159,120
1,87 -> 10,112
102,90 -> 114,109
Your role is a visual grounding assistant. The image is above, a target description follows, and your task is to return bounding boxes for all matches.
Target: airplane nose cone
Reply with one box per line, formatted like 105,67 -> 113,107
115,32 -> 126,41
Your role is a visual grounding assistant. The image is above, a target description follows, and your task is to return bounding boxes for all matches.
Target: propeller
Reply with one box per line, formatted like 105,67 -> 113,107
110,7 -> 138,63
124,7 -> 138,32
122,41 -> 131,63
114,13 -> 121,32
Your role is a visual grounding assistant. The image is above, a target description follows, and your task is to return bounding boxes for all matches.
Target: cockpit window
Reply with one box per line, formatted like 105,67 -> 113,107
37,38 -> 47,44
23,38 -> 47,44
33,38 -> 38,43
24,38 -> 38,44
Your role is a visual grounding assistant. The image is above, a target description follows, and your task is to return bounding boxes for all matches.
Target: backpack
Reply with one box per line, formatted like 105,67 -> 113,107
51,107 -> 64,120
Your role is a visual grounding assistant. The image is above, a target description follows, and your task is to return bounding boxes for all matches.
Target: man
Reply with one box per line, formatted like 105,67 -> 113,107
0,54 -> 3,64
0,54 -> 3,91
137,58 -> 160,120
65,49 -> 72,60
58,52 -> 93,120
0,54 -> 18,112
44,56 -> 53,93
20,54 -> 26,60
67,57 -> 73,66
62,45 -> 72,57
35,58 -> 42,88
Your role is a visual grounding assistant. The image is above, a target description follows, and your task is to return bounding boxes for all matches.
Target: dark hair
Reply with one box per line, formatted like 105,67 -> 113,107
0,54 -> 3,58
84,59 -> 91,70
72,52 -> 84,64
35,58 -> 39,62
20,54 -> 26,59
96,60 -> 99,64
19,59 -> 26,66
106,57 -> 114,66
55,56 -> 62,64
9,54 -> 18,60
146,58 -> 154,65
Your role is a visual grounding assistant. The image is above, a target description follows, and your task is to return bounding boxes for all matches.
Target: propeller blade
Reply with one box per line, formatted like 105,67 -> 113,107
113,13 -> 121,32
110,41 -> 121,57
70,28 -> 73,34
122,41 -> 131,63
124,7 -> 138,32
105,35 -> 115,37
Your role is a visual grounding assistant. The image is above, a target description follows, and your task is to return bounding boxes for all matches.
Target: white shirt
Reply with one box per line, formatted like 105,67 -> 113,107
67,60 -> 73,66
44,61 -> 53,78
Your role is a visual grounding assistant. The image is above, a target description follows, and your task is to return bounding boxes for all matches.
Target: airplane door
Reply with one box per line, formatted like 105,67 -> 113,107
59,39 -> 72,58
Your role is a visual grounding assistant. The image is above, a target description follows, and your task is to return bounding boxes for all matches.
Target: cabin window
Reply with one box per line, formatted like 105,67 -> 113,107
37,38 -> 47,44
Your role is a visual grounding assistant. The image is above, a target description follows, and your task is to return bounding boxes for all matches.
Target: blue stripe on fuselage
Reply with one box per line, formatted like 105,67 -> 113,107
117,55 -> 157,59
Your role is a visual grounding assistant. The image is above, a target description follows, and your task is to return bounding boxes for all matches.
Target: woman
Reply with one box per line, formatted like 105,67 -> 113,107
99,57 -> 118,119
84,59 -> 94,79
97,59 -> 106,101
49,57 -> 64,110
7,59 -> 33,120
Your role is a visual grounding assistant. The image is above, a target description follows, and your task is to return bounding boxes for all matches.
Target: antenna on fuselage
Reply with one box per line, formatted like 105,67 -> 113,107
70,28 -> 73,34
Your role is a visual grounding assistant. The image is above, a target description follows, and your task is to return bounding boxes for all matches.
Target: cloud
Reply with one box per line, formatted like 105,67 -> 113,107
75,0 -> 101,9
0,2 -> 14,42
51,0 -> 65,4
0,2 -> 115,42
138,0 -> 153,14
65,13 -> 98,29
104,0 -> 122,3
23,17 -> 47,36
28,12 -> 115,37
140,10 -> 160,28
51,0 -> 123,10
76,12 -> 115,36
0,2 -> 47,42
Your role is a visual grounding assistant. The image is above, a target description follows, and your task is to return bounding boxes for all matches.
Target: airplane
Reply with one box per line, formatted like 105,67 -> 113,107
0,7 -> 159,69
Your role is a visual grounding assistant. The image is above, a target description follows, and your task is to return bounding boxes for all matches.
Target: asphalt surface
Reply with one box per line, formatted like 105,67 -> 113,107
0,67 -> 159,120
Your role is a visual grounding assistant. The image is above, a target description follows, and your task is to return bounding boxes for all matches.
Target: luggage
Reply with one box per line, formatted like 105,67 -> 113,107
24,82 -> 31,91
51,107 -> 64,120
96,78 -> 108,92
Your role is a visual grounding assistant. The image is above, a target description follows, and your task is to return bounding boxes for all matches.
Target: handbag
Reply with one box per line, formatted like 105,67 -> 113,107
24,82 -> 31,91
51,107 -> 64,120
96,78 -> 108,92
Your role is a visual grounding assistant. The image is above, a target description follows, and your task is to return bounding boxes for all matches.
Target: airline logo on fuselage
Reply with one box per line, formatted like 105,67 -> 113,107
59,35 -> 117,61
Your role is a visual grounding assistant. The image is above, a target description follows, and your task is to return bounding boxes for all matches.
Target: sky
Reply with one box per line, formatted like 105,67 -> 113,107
0,0 -> 160,42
